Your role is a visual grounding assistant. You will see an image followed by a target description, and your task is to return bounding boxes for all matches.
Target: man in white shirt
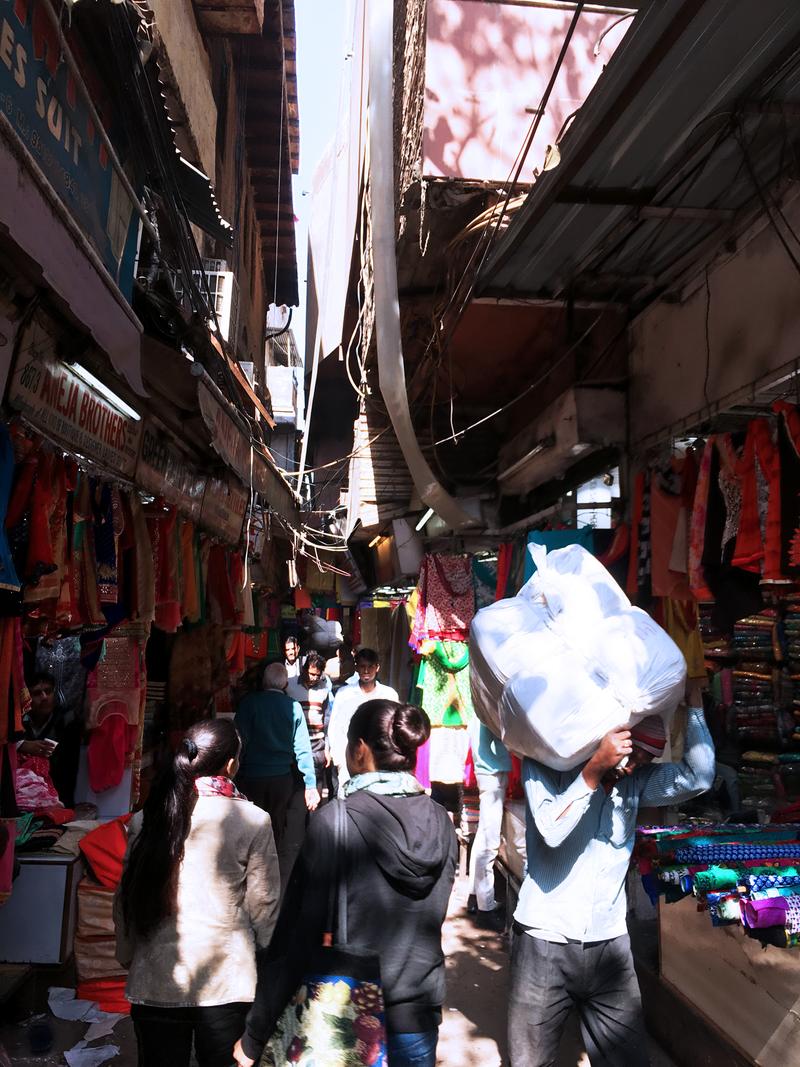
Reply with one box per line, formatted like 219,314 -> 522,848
283,635 -> 301,679
327,648 -> 398,794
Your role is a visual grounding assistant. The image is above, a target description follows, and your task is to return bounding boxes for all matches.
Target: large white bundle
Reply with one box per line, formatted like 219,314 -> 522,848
470,543 -> 686,769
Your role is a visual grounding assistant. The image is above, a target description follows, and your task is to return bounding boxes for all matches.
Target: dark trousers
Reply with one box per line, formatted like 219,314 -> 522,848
131,1002 -> 249,1067
278,766 -> 309,889
310,733 -> 331,797
508,928 -> 649,1067
237,773 -> 294,848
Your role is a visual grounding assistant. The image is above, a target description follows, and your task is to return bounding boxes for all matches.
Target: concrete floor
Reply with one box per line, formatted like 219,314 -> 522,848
0,873 -> 677,1067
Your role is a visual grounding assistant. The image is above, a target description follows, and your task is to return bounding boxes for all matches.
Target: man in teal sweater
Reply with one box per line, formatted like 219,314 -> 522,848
235,662 -> 319,850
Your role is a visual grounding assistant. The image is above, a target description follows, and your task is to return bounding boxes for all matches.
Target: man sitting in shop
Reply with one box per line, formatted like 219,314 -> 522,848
286,652 -> 332,797
235,662 -> 319,849
327,647 -> 398,795
508,682 -> 714,1067
18,672 -> 80,806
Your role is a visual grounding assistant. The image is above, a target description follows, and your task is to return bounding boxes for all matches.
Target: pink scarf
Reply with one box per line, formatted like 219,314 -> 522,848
194,776 -> 245,800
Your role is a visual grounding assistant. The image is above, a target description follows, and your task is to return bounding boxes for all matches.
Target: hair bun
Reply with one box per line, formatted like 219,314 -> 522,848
183,738 -> 198,761
391,704 -> 431,760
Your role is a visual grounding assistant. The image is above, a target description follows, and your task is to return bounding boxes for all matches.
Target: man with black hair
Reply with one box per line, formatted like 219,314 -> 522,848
283,635 -> 301,679
18,672 -> 80,805
327,648 -> 398,795
286,652 -> 332,796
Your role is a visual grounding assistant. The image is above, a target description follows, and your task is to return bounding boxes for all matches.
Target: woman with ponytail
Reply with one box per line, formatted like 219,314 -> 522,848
115,719 -> 280,1067
234,700 -> 458,1067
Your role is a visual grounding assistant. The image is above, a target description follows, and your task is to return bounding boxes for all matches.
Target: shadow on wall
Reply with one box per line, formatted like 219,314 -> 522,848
423,0 -> 632,183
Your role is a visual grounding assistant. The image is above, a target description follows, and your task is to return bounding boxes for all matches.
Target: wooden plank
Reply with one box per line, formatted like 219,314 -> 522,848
660,896 -> 800,1066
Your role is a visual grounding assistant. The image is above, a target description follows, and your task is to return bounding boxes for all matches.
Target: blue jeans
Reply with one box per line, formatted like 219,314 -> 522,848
387,1029 -> 439,1067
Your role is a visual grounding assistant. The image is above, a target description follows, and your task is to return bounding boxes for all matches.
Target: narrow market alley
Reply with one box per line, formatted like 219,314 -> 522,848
1,872 -> 679,1067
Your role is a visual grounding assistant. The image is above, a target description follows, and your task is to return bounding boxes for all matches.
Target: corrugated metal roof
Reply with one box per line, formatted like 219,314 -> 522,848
479,0 -> 800,307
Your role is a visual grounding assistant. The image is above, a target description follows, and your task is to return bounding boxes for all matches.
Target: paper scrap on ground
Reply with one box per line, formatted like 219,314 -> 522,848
84,1013 -> 124,1043
64,1040 -> 120,1067
47,988 -> 99,1023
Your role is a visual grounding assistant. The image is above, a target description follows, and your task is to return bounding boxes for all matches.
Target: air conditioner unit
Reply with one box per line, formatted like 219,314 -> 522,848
200,260 -> 239,346
497,386 -> 625,497
172,259 -> 240,347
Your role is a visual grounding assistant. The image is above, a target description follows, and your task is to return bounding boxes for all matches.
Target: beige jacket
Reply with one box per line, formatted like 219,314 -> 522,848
114,795 -> 279,1007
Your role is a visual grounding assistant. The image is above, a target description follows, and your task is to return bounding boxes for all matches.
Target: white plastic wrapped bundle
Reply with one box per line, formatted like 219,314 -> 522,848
470,543 -> 686,769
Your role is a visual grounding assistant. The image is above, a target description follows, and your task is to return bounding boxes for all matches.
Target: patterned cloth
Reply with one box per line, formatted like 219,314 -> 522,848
261,975 -> 387,1067
194,776 -> 246,800
410,555 -> 474,651
747,870 -> 800,892
785,895 -> 800,934
673,844 -> 800,863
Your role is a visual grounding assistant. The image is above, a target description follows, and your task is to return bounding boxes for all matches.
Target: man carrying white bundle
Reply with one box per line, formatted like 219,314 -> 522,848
508,683 -> 714,1067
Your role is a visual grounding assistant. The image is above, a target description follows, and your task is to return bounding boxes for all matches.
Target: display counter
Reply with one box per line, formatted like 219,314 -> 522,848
0,852 -> 83,964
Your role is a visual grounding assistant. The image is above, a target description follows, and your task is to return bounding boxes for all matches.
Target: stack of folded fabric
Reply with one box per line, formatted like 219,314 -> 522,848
783,598 -> 800,672
733,613 -> 778,660
699,603 -> 731,659
634,823 -> 800,947
75,816 -> 131,1014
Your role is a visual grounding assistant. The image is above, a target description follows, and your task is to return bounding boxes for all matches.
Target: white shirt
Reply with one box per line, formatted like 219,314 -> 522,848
327,676 -> 399,783
284,658 -> 301,679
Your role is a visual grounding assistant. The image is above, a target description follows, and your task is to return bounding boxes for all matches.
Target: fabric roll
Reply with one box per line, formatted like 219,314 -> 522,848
741,896 -> 789,929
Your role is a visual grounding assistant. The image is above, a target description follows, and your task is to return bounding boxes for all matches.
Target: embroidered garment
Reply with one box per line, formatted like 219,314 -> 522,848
410,554 -> 475,650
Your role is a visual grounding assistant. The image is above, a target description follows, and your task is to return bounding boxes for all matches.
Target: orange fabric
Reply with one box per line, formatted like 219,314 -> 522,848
0,618 -> 20,746
294,587 -> 312,610
179,520 -> 200,623
651,462 -> 692,599
77,978 -> 130,1015
226,630 -> 246,676
78,814 -> 131,889
733,419 -> 778,575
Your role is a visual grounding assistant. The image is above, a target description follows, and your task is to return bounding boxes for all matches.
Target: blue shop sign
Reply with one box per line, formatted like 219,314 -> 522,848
0,0 -> 139,298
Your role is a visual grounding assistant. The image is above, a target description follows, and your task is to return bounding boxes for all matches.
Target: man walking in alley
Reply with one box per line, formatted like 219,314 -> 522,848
327,647 -> 398,794
508,684 -> 714,1066
287,652 -> 332,796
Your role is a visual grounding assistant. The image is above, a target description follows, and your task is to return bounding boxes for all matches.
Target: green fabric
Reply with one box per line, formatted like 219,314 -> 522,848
692,866 -> 741,892
419,642 -> 475,726
431,641 -> 469,672
15,812 -> 38,846
345,771 -> 424,797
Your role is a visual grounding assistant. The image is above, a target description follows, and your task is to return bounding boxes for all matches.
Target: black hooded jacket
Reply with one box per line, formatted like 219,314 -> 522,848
241,790 -> 458,1059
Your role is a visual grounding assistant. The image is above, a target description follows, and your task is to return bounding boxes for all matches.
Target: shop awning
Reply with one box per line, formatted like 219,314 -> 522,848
479,0 -> 800,307
175,157 -> 233,248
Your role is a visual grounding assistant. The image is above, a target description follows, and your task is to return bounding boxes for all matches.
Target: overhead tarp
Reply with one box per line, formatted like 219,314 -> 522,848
306,0 -> 369,365
175,156 -> 233,248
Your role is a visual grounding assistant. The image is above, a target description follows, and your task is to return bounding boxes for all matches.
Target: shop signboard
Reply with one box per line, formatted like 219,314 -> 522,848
0,0 -> 139,296
136,422 -> 206,521
8,345 -> 142,476
199,472 -> 247,545
198,379 -> 253,487
198,378 -> 300,525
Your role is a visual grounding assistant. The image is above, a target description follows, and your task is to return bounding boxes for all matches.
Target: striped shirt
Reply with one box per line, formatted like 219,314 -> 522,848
286,677 -> 332,742
516,706 -> 714,942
